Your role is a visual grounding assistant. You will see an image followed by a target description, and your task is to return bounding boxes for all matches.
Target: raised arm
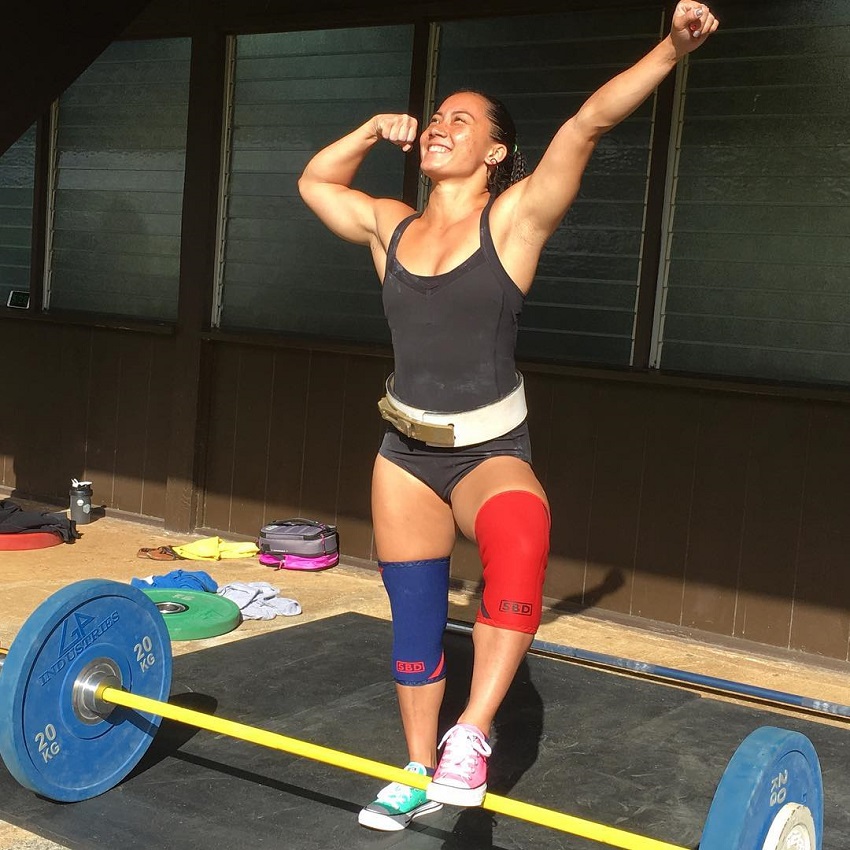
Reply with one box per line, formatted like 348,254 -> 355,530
507,2 -> 719,244
297,114 -> 418,246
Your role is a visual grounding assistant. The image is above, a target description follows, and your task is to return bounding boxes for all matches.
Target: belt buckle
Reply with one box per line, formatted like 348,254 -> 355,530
377,397 -> 455,447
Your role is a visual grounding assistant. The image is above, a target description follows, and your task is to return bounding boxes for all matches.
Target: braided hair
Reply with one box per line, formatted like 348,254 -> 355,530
456,89 -> 528,196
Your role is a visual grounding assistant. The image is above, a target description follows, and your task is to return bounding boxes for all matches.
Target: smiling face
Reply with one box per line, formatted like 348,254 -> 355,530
419,91 -> 507,184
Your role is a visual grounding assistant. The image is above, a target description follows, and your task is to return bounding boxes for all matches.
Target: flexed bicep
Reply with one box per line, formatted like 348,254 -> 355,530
298,113 -> 419,245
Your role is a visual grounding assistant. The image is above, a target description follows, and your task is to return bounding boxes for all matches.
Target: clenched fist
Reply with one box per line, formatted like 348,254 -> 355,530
372,114 -> 419,152
671,2 -> 720,56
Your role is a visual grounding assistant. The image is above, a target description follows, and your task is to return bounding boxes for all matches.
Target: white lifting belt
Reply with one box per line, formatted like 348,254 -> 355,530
378,373 -> 527,448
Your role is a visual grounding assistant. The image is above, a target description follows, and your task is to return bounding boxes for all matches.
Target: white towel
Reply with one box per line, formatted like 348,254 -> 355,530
216,581 -> 301,620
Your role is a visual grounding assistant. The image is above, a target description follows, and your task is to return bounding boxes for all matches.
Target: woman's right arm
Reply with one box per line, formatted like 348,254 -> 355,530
298,114 -> 418,246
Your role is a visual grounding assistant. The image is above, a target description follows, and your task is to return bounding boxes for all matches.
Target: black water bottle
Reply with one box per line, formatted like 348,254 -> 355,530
69,478 -> 93,525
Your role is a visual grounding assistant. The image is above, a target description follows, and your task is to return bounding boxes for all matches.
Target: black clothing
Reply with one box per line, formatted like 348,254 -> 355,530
378,196 -> 531,500
382,194 -> 525,412
378,421 -> 532,503
0,499 -> 79,542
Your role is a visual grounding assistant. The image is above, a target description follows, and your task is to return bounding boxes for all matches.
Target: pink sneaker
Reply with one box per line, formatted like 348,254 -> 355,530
426,723 -> 491,806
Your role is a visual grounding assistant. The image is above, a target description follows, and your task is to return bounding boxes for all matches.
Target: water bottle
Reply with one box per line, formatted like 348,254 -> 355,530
70,478 -> 93,525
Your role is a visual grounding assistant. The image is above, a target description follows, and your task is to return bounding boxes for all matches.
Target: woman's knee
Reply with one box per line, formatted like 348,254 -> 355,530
381,556 -> 450,685
450,455 -> 546,537
473,490 -> 550,634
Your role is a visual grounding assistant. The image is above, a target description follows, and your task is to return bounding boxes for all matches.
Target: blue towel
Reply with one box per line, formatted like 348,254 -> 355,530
131,569 -> 218,592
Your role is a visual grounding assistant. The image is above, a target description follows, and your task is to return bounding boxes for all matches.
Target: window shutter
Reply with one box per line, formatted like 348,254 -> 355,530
436,8 -> 665,366
656,2 -> 850,386
0,125 -> 36,305
217,26 -> 413,340
47,39 -> 191,319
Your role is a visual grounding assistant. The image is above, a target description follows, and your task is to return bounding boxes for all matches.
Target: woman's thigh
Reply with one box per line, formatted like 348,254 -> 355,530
450,455 -> 548,541
372,454 -> 457,561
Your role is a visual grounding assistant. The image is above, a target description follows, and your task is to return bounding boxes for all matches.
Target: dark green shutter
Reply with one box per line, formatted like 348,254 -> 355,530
657,1 -> 850,386
47,39 -> 191,319
0,125 -> 36,305
436,8 -> 665,366
217,27 -> 413,339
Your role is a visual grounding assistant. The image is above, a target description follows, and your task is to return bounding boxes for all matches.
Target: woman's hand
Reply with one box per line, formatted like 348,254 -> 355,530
671,2 -> 720,57
372,114 -> 419,152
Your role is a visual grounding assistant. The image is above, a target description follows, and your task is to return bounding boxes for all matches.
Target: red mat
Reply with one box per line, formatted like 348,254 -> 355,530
0,532 -> 62,551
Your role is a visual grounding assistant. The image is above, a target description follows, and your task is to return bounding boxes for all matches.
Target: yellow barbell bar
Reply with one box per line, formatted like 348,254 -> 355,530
99,684 -> 686,850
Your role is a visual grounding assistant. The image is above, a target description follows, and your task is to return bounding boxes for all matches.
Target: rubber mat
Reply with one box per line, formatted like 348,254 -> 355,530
1,612 -> 848,849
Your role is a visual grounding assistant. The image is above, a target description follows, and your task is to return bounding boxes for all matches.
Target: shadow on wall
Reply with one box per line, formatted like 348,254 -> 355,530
540,568 -> 626,626
6,361 -> 87,509
450,567 -> 625,629
7,457 -> 108,525
8,456 -> 67,510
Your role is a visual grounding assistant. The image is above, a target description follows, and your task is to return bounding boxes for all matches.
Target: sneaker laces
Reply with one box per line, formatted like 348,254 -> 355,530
376,783 -> 414,808
375,763 -> 425,807
437,726 -> 492,778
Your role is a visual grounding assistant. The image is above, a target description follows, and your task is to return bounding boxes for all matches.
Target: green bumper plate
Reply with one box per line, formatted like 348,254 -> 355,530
142,589 -> 241,641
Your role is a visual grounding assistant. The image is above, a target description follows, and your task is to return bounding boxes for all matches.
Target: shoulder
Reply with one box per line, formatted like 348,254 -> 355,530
373,198 -> 417,250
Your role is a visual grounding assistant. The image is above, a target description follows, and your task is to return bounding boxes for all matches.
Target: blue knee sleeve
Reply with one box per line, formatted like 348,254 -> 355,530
379,557 -> 450,686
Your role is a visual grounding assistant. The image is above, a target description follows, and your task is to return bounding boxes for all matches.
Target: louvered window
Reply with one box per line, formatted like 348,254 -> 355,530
0,125 -> 36,308
216,26 -> 413,340
46,39 -> 191,319
654,2 -> 850,386
436,8 -> 664,366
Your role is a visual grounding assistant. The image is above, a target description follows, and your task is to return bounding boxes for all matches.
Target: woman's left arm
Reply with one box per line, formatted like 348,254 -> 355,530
506,2 -> 719,246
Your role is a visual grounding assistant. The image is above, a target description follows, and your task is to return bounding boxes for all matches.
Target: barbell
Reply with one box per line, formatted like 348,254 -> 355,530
0,579 -> 824,849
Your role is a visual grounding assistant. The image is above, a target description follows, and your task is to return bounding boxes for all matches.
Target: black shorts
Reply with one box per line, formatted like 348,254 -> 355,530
378,421 -> 532,503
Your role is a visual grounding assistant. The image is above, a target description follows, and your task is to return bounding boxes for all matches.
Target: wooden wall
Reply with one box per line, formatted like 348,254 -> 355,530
0,320 -> 173,521
3,320 -> 850,661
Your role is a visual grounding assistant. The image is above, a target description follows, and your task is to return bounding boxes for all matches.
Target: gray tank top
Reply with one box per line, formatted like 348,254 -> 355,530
382,195 -> 525,412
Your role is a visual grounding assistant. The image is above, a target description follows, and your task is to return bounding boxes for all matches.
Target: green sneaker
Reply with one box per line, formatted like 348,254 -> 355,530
358,762 -> 443,831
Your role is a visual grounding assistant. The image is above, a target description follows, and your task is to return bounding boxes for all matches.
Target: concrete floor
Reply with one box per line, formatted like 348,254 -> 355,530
2,510 -> 850,848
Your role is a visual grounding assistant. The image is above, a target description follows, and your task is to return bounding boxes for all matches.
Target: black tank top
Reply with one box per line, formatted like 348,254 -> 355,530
382,195 -> 525,412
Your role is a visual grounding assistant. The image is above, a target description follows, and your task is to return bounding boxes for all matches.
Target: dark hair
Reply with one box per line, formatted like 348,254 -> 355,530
456,89 -> 528,195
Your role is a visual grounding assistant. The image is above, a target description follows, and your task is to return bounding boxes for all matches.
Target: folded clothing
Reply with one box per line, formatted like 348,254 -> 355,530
131,569 -> 219,592
217,582 -> 301,620
172,537 -> 259,561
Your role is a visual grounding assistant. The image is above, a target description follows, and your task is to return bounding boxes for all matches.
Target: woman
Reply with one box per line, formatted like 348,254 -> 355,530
299,2 -> 718,832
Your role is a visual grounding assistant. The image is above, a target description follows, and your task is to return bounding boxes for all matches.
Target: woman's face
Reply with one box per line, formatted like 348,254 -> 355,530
419,92 -> 504,182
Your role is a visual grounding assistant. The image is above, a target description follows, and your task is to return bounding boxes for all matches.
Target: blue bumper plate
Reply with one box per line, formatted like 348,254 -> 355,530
0,579 -> 173,801
700,725 -> 823,850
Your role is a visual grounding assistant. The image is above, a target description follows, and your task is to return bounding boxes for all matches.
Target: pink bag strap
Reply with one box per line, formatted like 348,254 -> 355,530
258,551 -> 338,571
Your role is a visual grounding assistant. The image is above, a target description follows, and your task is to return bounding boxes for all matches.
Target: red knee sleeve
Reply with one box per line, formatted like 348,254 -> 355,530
474,490 -> 550,634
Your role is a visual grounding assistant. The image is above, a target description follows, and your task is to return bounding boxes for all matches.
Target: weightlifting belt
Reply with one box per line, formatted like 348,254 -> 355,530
378,373 -> 527,448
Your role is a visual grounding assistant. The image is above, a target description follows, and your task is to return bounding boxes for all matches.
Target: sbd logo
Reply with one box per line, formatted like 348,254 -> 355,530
499,600 -> 532,616
396,660 -> 426,674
